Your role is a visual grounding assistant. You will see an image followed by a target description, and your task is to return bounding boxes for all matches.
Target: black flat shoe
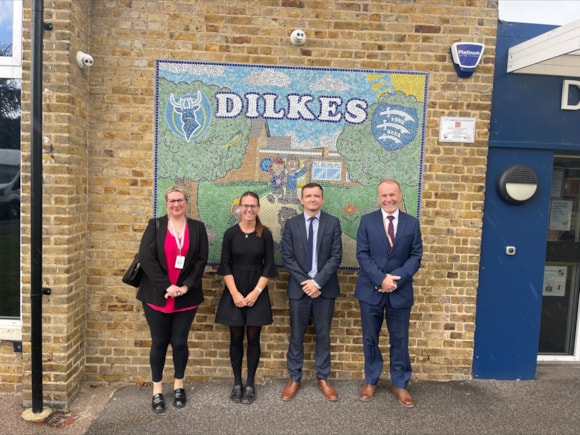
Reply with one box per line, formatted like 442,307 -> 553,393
242,386 -> 255,404
230,384 -> 243,403
174,388 -> 186,408
152,393 -> 165,414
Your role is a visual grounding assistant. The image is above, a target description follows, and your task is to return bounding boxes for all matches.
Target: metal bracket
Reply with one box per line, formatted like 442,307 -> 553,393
42,287 -> 52,295
43,22 -> 53,31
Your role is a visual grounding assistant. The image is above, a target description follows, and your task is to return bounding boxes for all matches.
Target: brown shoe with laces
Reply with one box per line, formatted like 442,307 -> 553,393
281,380 -> 301,401
359,383 -> 377,402
391,385 -> 414,408
317,379 -> 338,401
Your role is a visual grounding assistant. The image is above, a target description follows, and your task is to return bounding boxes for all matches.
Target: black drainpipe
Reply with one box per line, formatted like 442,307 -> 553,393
30,0 -> 45,414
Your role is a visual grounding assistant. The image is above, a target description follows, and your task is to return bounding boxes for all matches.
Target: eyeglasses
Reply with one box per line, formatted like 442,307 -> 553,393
168,199 -> 185,204
240,204 -> 258,209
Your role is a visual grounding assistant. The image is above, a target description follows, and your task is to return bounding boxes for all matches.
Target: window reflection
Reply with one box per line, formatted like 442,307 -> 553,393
0,77 -> 20,318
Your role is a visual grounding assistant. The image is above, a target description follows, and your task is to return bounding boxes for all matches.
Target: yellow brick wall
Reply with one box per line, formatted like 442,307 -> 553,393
3,0 -> 497,407
4,0 -> 92,405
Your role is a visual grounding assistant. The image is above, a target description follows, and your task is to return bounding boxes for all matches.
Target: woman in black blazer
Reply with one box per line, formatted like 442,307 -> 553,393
137,185 -> 208,414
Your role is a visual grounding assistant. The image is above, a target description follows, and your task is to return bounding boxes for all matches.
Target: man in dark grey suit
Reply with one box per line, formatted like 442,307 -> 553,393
281,182 -> 342,401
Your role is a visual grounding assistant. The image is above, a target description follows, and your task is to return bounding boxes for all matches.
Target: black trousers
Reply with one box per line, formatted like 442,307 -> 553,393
143,302 -> 197,382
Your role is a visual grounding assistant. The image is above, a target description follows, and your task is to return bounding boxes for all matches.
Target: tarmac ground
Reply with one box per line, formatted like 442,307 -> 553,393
3,363 -> 580,435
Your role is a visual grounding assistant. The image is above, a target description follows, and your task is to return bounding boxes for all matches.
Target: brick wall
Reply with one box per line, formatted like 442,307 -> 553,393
7,0 -> 92,405
3,0 -> 497,407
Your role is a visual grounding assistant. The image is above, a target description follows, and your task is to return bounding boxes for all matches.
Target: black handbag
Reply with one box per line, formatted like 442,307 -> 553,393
122,254 -> 143,287
123,218 -> 158,287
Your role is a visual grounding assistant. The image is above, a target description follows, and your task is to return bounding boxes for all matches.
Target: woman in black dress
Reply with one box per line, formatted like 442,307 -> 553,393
215,191 -> 278,404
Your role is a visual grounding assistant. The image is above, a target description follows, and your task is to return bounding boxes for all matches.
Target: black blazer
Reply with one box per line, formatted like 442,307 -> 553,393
136,215 -> 208,309
281,211 -> 342,299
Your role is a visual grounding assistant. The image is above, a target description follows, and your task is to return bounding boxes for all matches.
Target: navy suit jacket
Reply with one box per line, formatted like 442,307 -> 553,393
282,212 -> 342,299
355,209 -> 422,309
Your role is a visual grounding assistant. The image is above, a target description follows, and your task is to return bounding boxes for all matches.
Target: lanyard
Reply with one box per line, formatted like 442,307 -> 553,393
169,220 -> 185,254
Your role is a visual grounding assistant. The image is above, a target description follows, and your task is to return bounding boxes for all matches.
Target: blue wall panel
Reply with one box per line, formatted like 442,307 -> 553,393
473,148 -> 552,379
474,20 -> 580,379
491,22 -> 580,149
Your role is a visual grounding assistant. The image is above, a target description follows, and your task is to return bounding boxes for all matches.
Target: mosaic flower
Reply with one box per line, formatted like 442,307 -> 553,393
343,203 -> 358,216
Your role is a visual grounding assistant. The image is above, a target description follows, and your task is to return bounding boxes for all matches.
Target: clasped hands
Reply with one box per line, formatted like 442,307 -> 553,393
301,279 -> 321,298
232,289 -> 259,308
377,274 -> 400,293
164,284 -> 188,299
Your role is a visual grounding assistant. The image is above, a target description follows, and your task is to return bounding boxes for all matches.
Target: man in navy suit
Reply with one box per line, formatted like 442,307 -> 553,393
355,179 -> 423,407
281,183 -> 342,401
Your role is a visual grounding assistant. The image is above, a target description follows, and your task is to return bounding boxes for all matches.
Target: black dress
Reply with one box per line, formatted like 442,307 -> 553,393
215,225 -> 278,326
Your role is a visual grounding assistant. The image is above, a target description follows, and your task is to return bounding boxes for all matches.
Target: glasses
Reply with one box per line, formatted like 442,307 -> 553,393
167,199 -> 185,204
239,204 -> 258,209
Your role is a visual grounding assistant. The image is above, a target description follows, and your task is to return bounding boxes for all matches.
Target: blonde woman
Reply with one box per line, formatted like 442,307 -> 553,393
137,186 -> 208,413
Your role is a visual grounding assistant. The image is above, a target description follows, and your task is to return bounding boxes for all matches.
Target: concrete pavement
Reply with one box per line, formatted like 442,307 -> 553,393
4,363 -> 580,434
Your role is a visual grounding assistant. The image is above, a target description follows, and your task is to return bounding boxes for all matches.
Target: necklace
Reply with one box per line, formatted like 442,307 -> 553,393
240,225 -> 255,238
169,219 -> 185,238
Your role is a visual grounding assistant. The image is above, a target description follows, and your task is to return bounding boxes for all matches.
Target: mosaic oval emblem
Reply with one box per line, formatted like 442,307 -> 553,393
165,90 -> 212,142
371,103 -> 418,151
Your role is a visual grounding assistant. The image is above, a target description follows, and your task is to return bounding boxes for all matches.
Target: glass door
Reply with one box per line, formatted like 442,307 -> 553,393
539,155 -> 580,359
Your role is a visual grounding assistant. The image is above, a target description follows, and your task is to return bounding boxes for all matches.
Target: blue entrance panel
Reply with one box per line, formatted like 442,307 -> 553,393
473,148 -> 552,380
475,20 -> 580,380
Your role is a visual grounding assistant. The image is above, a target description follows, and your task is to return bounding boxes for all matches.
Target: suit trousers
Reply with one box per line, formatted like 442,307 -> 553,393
287,296 -> 335,381
359,298 -> 411,389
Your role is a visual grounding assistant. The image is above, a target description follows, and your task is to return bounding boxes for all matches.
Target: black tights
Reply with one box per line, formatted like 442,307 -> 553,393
143,302 -> 197,382
230,325 -> 262,388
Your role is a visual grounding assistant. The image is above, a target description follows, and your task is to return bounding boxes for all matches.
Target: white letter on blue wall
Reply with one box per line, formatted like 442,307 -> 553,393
561,80 -> 580,111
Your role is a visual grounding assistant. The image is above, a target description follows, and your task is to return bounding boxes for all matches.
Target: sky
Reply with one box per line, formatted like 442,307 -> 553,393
499,0 -> 580,25
0,0 -> 14,51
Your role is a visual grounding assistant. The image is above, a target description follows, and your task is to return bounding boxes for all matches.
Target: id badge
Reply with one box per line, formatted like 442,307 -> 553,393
175,255 -> 185,269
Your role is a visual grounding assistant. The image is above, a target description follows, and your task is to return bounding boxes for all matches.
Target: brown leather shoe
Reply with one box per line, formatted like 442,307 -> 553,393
359,383 -> 377,402
391,386 -> 414,408
317,379 -> 338,401
281,380 -> 301,401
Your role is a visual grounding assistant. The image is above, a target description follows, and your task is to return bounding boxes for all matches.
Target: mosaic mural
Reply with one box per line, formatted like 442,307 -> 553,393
154,61 -> 428,268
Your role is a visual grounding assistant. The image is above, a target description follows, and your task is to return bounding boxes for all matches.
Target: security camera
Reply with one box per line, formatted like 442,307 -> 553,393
290,29 -> 306,46
76,51 -> 94,69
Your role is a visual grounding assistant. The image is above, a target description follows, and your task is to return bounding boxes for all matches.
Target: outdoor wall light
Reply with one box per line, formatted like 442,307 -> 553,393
497,165 -> 539,205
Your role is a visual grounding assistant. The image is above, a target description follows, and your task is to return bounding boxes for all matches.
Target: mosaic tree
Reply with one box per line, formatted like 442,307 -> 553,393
156,80 -> 252,217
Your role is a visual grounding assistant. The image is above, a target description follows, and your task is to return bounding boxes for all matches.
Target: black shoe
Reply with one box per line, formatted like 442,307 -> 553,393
230,384 -> 243,403
174,388 -> 186,408
152,393 -> 165,414
242,386 -> 255,404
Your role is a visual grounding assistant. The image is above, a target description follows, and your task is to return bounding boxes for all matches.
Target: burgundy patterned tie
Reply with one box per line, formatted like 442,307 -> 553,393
387,215 -> 395,251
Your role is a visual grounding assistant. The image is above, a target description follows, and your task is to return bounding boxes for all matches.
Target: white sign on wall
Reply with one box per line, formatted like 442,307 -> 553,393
439,117 -> 476,143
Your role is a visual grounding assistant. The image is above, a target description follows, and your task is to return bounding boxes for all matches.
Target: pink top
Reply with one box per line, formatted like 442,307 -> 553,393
148,224 -> 197,313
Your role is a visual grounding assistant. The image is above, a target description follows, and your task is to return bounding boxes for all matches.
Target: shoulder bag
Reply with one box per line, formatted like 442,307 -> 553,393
122,218 -> 159,287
